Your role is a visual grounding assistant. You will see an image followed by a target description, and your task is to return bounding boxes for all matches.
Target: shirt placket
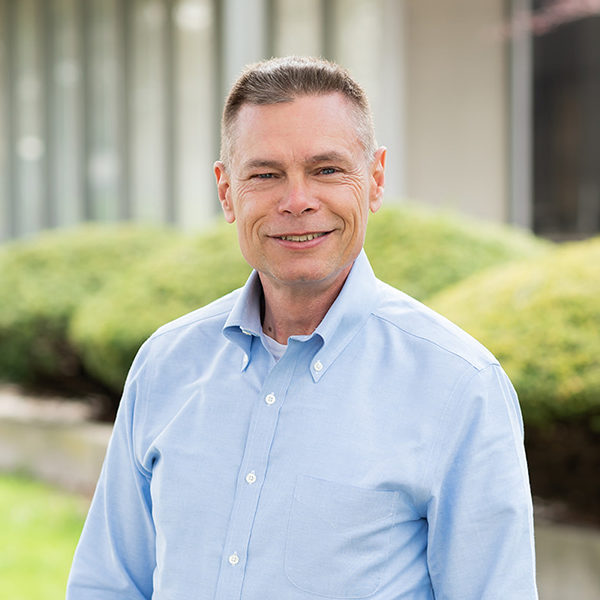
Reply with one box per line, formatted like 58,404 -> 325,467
213,339 -> 303,600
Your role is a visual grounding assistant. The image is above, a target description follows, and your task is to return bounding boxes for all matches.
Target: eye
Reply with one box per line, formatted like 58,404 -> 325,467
319,167 -> 338,175
253,173 -> 275,179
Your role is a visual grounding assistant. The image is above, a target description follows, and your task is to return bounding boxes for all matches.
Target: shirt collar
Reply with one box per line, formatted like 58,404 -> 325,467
223,271 -> 263,370
223,250 -> 380,378
308,250 -> 379,381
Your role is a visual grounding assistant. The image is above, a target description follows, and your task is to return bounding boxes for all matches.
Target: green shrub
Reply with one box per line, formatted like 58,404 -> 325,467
69,224 -> 251,395
429,237 -> 600,427
365,205 -> 551,300
71,206 -> 549,401
0,225 -> 177,391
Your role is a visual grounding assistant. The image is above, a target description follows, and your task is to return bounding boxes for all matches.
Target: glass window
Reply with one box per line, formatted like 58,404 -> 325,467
533,11 -> 600,238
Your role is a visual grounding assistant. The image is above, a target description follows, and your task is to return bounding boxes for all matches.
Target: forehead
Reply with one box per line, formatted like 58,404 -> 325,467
231,93 -> 363,165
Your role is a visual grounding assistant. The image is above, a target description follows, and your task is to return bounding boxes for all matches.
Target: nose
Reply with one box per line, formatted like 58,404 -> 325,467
278,177 -> 319,216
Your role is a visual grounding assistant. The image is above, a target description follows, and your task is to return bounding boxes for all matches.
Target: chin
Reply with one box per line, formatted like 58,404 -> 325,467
274,265 -> 348,288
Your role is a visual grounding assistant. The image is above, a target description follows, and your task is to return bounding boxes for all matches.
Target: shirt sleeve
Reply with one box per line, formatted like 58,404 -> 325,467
66,342 -> 156,600
425,363 -> 538,599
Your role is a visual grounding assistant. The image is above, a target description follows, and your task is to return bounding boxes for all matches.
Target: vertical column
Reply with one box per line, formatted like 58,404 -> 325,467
212,0 -> 224,169
379,0 -> 407,199
130,0 -> 168,223
78,0 -> 92,220
174,0 -> 219,229
330,0 -> 406,199
508,0 -> 533,228
0,0 -> 17,239
320,0 -> 336,60
49,0 -> 84,228
86,0 -> 121,222
14,0 -> 45,236
272,0 -> 322,57
40,0 -> 54,228
264,0 -> 277,58
164,0 -> 177,224
221,0 -> 268,93
116,0 -> 132,220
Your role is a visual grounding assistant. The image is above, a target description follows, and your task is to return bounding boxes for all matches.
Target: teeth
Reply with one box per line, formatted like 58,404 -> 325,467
280,232 -> 326,242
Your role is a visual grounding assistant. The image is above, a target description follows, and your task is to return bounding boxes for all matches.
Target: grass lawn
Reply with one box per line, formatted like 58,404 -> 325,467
0,474 -> 89,600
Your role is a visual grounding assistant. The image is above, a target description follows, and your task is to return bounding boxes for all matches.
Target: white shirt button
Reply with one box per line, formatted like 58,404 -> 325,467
314,360 -> 323,372
228,552 -> 240,565
245,471 -> 257,484
265,393 -> 276,405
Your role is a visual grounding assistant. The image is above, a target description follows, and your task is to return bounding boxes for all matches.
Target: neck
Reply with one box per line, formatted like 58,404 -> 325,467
259,269 -> 351,344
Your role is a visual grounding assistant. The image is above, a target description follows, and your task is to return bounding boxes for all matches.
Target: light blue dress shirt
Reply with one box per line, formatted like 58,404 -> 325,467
67,251 -> 538,599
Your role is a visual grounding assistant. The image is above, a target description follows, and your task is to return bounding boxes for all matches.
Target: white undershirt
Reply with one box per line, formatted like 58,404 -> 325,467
261,333 -> 287,362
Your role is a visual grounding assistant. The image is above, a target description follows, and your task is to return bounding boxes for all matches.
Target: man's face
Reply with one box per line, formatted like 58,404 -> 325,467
215,93 -> 385,294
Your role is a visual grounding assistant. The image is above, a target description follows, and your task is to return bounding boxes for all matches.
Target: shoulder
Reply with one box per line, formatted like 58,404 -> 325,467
122,287 -> 242,411
144,288 -> 241,352
371,279 -> 497,372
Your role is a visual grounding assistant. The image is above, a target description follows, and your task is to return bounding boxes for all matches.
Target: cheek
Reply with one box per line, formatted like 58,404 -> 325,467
338,183 -> 371,228
233,207 -> 265,258
341,174 -> 370,207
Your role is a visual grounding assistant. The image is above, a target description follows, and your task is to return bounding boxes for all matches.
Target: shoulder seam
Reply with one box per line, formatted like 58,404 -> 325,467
370,312 -> 498,371
149,306 -> 232,342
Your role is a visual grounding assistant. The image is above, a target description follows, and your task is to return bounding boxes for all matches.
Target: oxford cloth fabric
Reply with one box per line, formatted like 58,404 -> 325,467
67,250 -> 538,599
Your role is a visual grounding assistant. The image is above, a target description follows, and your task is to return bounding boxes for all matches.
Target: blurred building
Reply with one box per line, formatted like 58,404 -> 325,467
0,0 -> 599,241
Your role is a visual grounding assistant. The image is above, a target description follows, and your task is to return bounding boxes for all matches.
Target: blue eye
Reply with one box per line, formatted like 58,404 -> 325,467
320,167 -> 337,175
255,173 -> 274,179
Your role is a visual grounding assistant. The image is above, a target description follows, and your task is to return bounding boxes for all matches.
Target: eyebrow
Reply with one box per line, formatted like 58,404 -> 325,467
241,159 -> 285,171
241,152 -> 352,171
305,152 -> 351,165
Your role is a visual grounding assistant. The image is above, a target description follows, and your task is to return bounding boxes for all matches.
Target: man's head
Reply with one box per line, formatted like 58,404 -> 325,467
214,56 -> 385,296
220,56 -> 377,168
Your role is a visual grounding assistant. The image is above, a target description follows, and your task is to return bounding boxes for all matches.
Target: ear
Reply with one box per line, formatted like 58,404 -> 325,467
214,161 -> 235,223
368,147 -> 386,214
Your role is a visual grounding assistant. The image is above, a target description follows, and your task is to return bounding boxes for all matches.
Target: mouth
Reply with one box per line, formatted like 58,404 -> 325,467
275,232 -> 329,242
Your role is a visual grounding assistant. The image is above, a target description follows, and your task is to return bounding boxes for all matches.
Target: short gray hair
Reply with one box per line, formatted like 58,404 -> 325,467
220,56 -> 377,167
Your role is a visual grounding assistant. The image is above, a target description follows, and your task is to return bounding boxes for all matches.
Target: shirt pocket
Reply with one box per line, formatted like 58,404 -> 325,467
284,475 -> 397,599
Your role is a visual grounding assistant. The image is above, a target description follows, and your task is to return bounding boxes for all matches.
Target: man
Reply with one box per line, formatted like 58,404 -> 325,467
67,56 -> 538,599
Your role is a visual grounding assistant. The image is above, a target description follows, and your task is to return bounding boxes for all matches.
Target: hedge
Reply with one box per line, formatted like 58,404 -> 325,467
0,225 -> 177,391
69,225 -> 252,394
364,205 -> 551,299
70,205 -> 549,401
429,237 -> 600,428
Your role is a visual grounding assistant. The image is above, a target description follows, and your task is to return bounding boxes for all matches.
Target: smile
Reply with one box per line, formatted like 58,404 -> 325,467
277,232 -> 328,242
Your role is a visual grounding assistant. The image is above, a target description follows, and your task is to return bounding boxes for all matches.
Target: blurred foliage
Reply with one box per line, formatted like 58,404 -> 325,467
0,206 -> 553,417
429,237 -> 600,428
69,224 -> 252,395
365,205 -> 551,299
0,225 -> 177,392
